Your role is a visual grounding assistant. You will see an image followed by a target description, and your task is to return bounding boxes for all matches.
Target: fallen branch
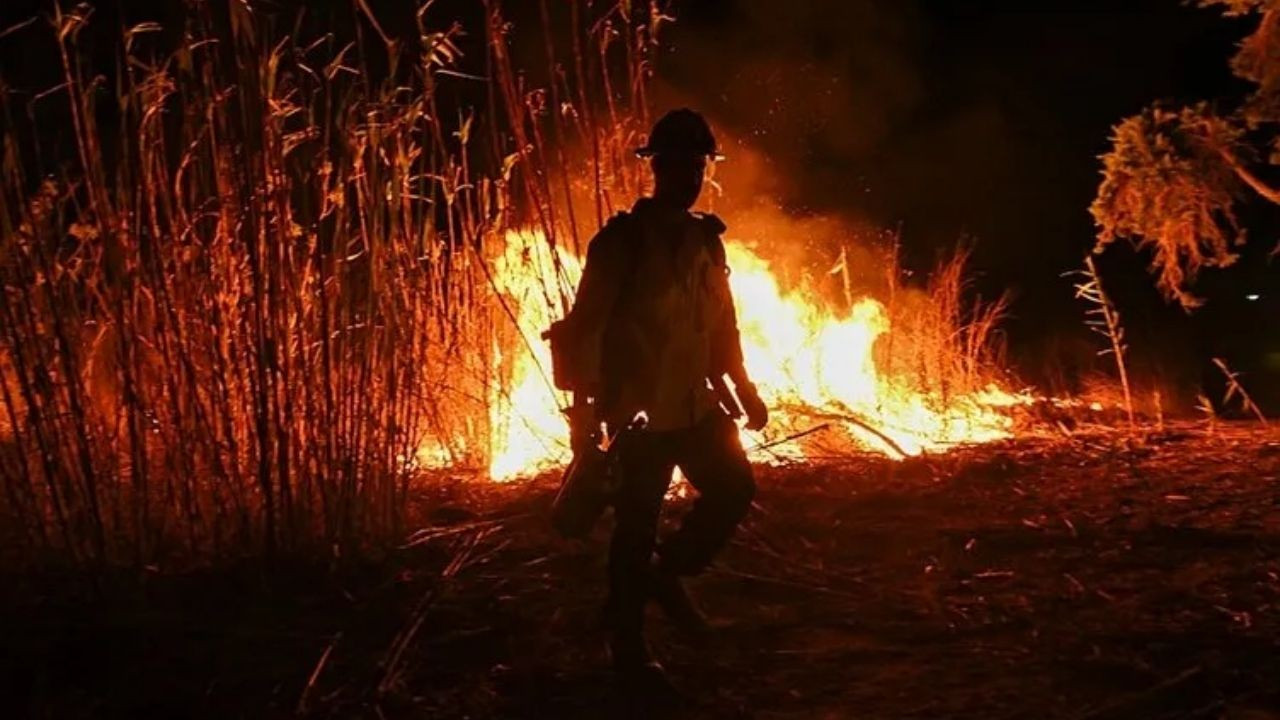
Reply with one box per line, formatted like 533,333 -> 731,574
779,404 -> 912,458
745,422 -> 832,454
1212,357 -> 1268,425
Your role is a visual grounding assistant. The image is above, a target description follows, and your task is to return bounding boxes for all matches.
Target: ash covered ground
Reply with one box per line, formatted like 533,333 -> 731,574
5,423 -> 1280,719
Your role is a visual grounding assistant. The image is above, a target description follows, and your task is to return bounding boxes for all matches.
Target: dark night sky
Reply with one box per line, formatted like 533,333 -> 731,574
655,0 -> 1265,388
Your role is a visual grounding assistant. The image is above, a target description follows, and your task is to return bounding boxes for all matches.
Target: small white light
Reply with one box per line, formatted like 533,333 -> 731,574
1245,293 -> 1261,301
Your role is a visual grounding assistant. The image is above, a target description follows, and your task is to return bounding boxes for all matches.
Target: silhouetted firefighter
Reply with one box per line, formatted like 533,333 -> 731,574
544,108 -> 769,688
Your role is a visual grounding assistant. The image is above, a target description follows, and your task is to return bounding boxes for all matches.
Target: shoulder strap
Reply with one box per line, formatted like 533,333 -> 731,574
694,212 -> 728,269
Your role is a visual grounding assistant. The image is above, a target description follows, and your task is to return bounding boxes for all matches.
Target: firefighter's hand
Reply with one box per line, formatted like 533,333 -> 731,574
737,381 -> 768,431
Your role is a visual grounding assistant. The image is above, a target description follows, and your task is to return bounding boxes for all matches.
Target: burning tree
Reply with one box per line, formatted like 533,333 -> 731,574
1091,0 -> 1280,309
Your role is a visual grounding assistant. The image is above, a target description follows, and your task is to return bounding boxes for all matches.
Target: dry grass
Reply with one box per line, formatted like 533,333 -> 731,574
1070,256 -> 1136,429
879,244 -> 1011,407
0,0 -> 662,569
1212,357 -> 1268,424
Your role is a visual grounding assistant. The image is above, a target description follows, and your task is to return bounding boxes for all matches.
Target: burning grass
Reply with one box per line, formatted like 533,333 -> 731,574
479,226 -> 1030,481
0,0 -> 1034,571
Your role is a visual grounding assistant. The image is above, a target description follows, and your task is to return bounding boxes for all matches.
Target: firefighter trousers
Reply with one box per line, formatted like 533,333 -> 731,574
608,410 -> 756,635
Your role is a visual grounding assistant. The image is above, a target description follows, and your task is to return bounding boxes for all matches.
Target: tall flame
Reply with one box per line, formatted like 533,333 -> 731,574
485,230 -> 584,480
479,228 -> 1028,480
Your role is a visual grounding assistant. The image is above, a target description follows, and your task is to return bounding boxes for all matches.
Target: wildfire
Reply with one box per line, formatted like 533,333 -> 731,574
477,228 -> 1030,481
486,229 -> 584,480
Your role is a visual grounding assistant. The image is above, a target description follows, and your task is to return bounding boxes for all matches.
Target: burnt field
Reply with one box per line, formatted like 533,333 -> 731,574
4,422 -> 1278,719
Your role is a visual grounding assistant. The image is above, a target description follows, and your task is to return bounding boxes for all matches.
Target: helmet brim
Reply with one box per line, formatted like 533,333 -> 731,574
634,146 -> 725,161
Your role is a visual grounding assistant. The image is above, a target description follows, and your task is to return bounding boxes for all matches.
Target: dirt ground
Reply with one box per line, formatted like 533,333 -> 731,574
5,422 -> 1280,719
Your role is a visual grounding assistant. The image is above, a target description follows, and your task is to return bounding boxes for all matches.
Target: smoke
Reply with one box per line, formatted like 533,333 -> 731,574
650,0 -> 1080,382
649,1 -> 937,307
654,0 -> 925,215
648,0 -> 1019,312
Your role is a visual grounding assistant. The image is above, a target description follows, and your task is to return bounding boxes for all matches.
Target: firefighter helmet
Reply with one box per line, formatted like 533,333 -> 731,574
635,108 -> 724,160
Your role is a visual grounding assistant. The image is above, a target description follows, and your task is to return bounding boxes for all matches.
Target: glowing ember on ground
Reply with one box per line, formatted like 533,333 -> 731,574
467,228 -> 1032,481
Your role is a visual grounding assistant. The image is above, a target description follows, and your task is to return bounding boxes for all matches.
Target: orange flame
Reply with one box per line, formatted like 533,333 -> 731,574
724,243 -> 1025,458
467,229 -> 1030,480
486,230 -> 583,480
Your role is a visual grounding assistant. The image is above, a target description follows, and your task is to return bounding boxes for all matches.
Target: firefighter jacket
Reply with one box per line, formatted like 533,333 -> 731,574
560,198 -> 749,431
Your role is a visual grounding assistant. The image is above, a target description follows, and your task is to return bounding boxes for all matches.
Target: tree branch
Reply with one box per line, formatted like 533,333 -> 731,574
1220,148 -> 1280,205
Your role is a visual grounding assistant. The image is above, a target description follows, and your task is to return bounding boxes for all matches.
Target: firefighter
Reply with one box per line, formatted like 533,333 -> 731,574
558,108 -> 768,686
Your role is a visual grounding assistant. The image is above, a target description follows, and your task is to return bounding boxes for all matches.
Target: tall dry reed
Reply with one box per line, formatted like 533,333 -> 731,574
0,0 -> 664,569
